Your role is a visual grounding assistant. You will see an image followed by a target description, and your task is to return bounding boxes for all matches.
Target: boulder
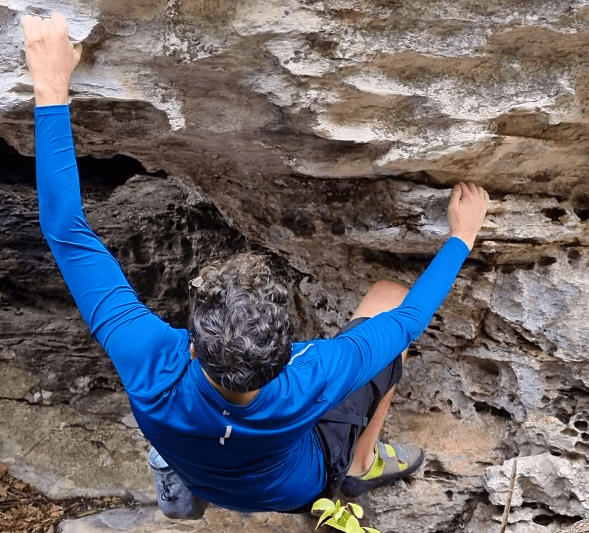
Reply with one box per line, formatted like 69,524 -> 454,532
2,0 -> 589,531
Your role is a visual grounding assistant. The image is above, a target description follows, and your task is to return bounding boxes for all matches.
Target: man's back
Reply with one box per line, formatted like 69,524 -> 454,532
129,332 -> 328,511
120,316 -> 423,510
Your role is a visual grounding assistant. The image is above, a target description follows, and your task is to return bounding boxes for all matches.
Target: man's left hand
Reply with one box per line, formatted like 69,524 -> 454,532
22,13 -> 82,106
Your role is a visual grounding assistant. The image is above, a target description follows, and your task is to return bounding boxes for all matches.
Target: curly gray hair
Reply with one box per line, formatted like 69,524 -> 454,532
188,253 -> 292,392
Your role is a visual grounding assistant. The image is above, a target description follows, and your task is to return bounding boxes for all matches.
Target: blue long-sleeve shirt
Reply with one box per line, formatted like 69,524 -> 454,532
35,104 -> 470,512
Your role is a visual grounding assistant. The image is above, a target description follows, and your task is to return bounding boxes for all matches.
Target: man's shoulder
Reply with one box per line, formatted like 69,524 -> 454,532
287,340 -> 318,368
286,336 -> 344,369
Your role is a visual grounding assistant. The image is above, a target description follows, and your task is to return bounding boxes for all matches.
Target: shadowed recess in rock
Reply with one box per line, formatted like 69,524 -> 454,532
0,136 -> 162,190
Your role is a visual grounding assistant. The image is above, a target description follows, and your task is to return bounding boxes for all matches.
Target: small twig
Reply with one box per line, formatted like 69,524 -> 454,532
8,488 -> 29,498
0,502 -> 19,509
9,430 -> 54,468
499,459 -> 518,533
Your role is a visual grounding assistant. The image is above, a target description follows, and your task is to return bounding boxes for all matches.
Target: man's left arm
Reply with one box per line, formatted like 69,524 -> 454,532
22,13 -> 81,107
24,14 -> 187,395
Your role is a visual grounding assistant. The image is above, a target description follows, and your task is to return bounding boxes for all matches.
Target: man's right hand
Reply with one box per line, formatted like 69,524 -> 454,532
22,13 -> 82,106
447,182 -> 489,250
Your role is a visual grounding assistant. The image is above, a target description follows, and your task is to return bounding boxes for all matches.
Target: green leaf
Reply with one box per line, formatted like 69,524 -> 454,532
334,500 -> 342,512
334,507 -> 347,522
312,498 -> 336,512
345,515 -> 361,533
325,518 -> 347,532
348,503 -> 364,519
363,527 -> 382,533
316,509 -> 334,530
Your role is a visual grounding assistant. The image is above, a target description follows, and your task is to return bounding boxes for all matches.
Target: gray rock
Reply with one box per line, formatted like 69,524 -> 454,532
59,506 -> 160,533
2,0 -> 589,531
58,506 -> 316,533
484,455 -> 589,518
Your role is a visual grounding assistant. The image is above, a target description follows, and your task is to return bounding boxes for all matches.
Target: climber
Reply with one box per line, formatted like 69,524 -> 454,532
23,12 -> 489,518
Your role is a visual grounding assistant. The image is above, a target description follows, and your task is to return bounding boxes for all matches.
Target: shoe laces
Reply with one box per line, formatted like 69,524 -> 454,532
159,480 -> 178,502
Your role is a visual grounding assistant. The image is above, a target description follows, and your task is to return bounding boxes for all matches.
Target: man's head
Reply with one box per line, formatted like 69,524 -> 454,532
188,253 -> 292,392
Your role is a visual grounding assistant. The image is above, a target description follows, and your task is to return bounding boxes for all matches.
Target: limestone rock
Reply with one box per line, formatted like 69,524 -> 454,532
484,455 -> 589,518
58,506 -> 316,533
2,0 -> 589,532
464,501 -> 576,533
0,398 -> 154,502
516,413 -> 589,460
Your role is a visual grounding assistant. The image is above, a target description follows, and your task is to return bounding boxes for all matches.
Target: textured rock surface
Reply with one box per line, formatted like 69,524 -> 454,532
484,455 -> 589,517
58,506 -> 316,533
2,0 -> 589,532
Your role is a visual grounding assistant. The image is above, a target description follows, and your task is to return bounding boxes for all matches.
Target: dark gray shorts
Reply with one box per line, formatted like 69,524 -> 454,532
290,316 -> 404,512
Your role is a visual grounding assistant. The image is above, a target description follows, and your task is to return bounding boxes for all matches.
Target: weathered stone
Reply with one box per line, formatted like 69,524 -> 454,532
58,506 -> 317,533
464,501 -> 577,533
484,455 -> 589,518
2,0 -> 589,531
354,409 -> 506,532
0,399 -> 154,502
515,413 -> 589,460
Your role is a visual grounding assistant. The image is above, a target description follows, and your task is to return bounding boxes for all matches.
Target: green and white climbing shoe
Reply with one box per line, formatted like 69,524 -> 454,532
341,441 -> 424,497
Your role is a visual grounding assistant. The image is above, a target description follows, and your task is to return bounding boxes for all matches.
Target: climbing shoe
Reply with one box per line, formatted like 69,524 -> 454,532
341,441 -> 424,497
148,447 -> 208,519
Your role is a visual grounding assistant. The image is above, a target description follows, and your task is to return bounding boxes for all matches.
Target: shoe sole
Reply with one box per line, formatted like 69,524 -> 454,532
340,450 -> 425,498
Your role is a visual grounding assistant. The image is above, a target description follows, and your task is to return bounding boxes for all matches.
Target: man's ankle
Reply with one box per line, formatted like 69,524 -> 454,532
348,450 -> 376,478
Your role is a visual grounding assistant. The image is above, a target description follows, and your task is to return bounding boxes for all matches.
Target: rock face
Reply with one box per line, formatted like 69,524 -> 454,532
2,0 -> 589,532
485,456 -> 589,519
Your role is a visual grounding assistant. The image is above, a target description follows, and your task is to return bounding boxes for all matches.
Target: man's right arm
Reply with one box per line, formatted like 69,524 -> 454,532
447,182 -> 489,251
317,183 -> 489,405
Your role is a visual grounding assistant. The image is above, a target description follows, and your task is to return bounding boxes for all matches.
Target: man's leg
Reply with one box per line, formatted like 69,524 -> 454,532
346,281 -> 409,476
148,448 -> 209,520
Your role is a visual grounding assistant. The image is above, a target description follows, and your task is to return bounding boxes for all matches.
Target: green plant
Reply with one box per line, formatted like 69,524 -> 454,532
312,498 -> 381,533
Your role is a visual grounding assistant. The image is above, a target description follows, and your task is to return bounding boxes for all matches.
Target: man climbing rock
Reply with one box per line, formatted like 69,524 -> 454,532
23,13 -> 489,518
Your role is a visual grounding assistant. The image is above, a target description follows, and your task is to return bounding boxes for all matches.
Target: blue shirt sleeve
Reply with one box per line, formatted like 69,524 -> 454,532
316,236 -> 470,406
35,105 -> 188,396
